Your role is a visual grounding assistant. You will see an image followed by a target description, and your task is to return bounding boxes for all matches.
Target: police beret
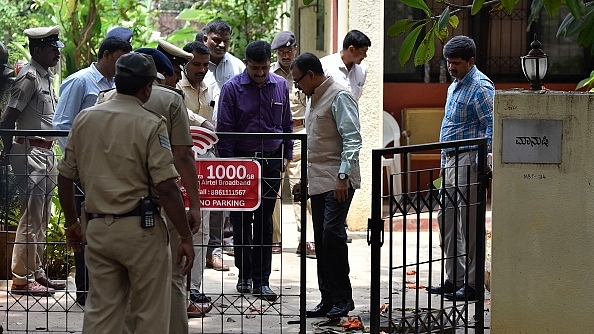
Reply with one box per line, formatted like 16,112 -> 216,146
115,52 -> 158,79
106,27 -> 133,43
157,39 -> 193,67
135,48 -> 174,79
271,31 -> 296,50
24,26 -> 64,48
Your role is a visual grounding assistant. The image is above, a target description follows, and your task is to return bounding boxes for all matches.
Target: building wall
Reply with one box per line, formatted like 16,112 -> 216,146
293,0 -> 383,230
491,91 -> 594,332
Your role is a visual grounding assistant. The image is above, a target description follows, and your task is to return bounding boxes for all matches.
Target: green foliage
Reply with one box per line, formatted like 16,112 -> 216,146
0,0 -> 49,66
576,69 -> 594,91
175,0 -> 289,57
390,0 -> 594,68
45,195 -> 74,279
0,166 -> 20,228
32,0 -> 157,77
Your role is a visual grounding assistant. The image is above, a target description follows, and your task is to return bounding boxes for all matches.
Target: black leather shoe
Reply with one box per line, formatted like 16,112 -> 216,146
426,280 -> 461,295
252,285 -> 277,301
236,278 -> 252,294
326,299 -> 355,318
306,301 -> 333,318
190,288 -> 212,303
444,285 -> 476,301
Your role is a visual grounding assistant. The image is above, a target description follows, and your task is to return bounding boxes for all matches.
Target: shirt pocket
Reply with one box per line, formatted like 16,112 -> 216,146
271,100 -> 285,126
37,92 -> 55,116
447,95 -> 472,124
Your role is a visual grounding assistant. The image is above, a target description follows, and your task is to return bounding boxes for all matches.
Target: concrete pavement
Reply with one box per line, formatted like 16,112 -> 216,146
0,201 -> 491,333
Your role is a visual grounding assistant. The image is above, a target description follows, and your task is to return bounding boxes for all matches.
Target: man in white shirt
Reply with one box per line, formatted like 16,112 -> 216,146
320,30 -> 370,243
201,19 -> 245,89
320,30 -> 371,101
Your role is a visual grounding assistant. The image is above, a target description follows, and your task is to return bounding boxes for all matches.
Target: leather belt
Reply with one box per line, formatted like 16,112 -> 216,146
445,148 -> 476,158
16,137 -> 53,149
88,206 -> 142,220
293,119 -> 304,127
236,147 -> 281,158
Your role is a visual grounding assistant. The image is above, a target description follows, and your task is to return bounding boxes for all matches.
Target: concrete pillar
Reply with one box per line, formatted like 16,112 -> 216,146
491,91 -> 594,332
346,0 -> 383,230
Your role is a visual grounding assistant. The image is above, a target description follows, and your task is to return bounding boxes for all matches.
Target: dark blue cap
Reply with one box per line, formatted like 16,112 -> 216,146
106,27 -> 133,43
134,48 -> 174,77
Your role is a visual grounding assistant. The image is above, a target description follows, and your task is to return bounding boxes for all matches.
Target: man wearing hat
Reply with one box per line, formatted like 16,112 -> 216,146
102,47 -> 210,329
269,30 -> 316,258
53,36 -> 131,305
57,52 -> 195,333
105,27 -> 133,43
157,39 -> 194,87
0,26 -> 65,296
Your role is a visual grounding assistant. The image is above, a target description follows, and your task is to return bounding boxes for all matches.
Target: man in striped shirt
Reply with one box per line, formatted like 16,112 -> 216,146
427,35 -> 494,301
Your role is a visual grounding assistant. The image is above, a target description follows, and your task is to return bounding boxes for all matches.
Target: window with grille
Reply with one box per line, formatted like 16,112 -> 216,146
384,0 -> 593,83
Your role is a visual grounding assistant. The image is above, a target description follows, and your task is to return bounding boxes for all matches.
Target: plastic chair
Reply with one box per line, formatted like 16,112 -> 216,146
382,111 -> 402,197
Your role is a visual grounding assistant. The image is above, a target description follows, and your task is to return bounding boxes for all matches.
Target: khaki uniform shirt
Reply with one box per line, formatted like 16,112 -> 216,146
8,59 -> 57,140
271,61 -> 305,133
98,84 -> 192,147
58,93 -> 178,214
178,72 -> 217,127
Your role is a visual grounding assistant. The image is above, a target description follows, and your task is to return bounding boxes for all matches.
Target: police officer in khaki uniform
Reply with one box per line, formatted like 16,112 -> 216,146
57,52 -> 195,333
157,39 -> 194,88
158,40 -> 219,309
269,31 -> 316,258
99,48 -> 208,333
0,26 -> 66,296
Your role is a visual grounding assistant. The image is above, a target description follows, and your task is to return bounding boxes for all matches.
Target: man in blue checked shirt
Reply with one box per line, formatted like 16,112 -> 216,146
426,35 -> 494,302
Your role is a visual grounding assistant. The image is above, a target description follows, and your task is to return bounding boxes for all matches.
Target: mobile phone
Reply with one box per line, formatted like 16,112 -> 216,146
140,196 -> 156,228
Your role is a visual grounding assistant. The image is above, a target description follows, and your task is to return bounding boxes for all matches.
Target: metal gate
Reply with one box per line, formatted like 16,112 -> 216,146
368,138 -> 489,334
0,130 -> 310,334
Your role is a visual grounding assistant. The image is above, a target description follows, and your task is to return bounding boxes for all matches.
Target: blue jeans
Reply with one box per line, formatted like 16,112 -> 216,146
310,188 -> 355,304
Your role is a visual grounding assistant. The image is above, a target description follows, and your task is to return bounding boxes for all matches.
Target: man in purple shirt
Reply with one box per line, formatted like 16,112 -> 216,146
217,40 -> 293,301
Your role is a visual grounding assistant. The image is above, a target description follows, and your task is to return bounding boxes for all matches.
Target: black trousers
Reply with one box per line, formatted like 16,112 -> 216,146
310,188 -> 355,304
231,156 -> 281,288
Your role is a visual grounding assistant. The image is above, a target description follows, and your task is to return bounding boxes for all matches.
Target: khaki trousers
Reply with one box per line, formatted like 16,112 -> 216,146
272,137 -> 314,244
83,215 -> 171,334
437,151 -> 479,288
10,144 -> 56,284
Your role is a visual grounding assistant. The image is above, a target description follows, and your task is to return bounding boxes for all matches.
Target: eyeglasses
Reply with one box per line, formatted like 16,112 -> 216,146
293,71 -> 309,86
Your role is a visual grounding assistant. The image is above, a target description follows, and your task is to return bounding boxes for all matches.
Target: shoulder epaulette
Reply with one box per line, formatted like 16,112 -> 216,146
156,83 -> 184,98
25,70 -> 36,81
143,106 -> 168,122
99,87 -> 116,94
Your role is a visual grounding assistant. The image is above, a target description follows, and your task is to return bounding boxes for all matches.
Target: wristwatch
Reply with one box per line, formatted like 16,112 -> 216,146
338,173 -> 348,180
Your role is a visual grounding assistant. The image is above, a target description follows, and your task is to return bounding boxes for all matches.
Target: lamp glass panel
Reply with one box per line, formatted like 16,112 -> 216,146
522,58 -> 537,80
538,57 -> 548,79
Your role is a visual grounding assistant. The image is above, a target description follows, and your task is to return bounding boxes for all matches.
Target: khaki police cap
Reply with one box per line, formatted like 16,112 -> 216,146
24,26 -> 64,48
115,52 -> 158,78
157,39 -> 193,67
